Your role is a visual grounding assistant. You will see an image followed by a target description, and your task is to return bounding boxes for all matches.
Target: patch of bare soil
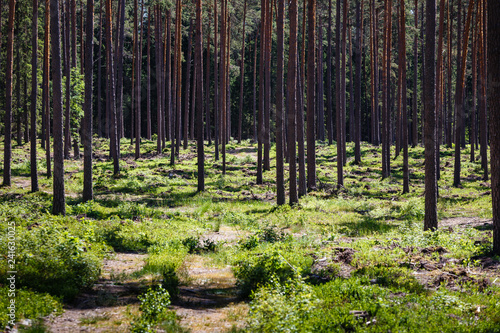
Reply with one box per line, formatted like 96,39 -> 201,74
173,255 -> 248,333
439,217 -> 492,230
45,253 -> 148,333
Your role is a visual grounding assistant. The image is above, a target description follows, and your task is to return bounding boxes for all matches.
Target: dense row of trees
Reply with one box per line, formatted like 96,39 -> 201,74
0,0 -> 499,252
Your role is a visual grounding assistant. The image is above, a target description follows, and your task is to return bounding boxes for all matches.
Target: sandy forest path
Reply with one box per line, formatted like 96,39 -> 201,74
44,226 -> 247,333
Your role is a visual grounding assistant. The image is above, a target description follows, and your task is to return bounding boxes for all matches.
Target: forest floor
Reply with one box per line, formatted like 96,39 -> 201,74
1,138 -> 500,332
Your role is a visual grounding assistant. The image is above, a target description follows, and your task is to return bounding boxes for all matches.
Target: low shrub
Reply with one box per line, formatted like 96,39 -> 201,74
0,224 -> 103,300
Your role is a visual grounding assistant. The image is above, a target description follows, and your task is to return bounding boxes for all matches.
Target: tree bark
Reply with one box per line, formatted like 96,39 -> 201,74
184,20 -> 193,150
306,0 -> 316,190
400,0 -> 408,193
51,0 -> 66,214
105,0 -> 119,174
31,0 -> 39,192
412,0 -> 418,147
64,0 -> 71,159
44,0 -> 51,178
238,0 -> 247,143
146,8 -> 151,140
326,0 -> 333,145
354,0 -> 362,163
276,0 -> 285,205
83,0 -> 94,202
381,0 -> 391,179
287,0 -> 298,205
336,0 -> 343,186
479,0 -> 488,180
3,0 -> 15,186
424,0 -> 437,230
97,0 -> 102,137
115,0 -> 125,140
317,19 -> 325,142
453,0 -> 474,187
488,0 -> 500,254
195,0 -> 204,191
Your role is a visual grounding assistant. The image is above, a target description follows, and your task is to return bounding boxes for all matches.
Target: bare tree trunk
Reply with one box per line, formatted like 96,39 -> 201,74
453,0 -> 474,187
470,10 -> 477,163
326,0 -> 333,145
135,0 -> 144,159
115,0 -> 125,141
276,0 -> 285,205
175,0 -> 182,159
412,0 -> 418,147
424,0 -> 437,230
3,0 -> 16,186
221,0 -> 227,173
257,0 -> 265,183
307,0 -> 316,190
336,0 -> 343,186
252,33 -> 257,142
205,9 -> 211,144
165,9 -> 172,146
63,0 -> 71,159
30,0 -> 39,192
214,0 -> 219,160
44,0 -> 51,178
381,0 -> 392,179
97,0 -> 102,137
263,0 -> 271,171
479,0 -> 488,180
297,0 -> 306,197
400,0 -> 408,193
195,0 -> 204,191
83,0 -> 94,202
317,19 -> 325,142
287,0 -> 298,205
435,0 -> 446,180
238,0 -> 247,143
488,0 -> 500,254
184,20 -> 193,150
106,0 -> 119,174
155,6 -> 163,154
146,8 -> 151,140
354,0 -> 362,163
348,21 -> 354,143
51,0 -> 66,214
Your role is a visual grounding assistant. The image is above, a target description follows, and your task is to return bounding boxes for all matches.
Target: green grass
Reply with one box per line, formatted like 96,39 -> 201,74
0,138 -> 498,331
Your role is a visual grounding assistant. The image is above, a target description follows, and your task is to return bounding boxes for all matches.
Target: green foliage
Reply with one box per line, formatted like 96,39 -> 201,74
247,278 -> 319,333
233,244 -> 313,297
130,285 -> 179,333
0,223 -> 103,300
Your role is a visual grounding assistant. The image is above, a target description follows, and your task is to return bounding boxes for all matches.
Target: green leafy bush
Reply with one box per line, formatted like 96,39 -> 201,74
0,224 -> 103,300
130,285 -> 179,333
233,244 -> 313,297
247,278 -> 319,333
0,287 -> 63,330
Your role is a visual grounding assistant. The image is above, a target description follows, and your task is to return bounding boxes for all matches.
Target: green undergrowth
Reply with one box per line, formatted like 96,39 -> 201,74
0,139 -> 497,331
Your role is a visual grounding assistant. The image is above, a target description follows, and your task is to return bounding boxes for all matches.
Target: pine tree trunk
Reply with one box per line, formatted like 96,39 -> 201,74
336,0 -> 343,186
381,0 -> 391,179
263,0 -> 271,171
252,34 -> 257,142
436,0 -> 446,180
184,20 -> 193,150
354,0 -> 362,164
97,1 -> 102,137
237,0 -> 247,143
105,0 -> 119,174
195,0 -> 204,191
115,0 -> 125,141
479,0 -> 488,180
257,0 -> 265,184
488,0 -> 500,255
31,0 -> 39,192
64,0 -> 71,159
348,22 -> 354,143
3,0 -> 16,186
412,0 -> 418,147
51,0 -> 66,214
44,0 -> 51,178
424,0 -> 437,230
165,9 -> 172,146
214,0 -> 219,160
317,20 -> 325,142
400,0 -> 409,193
155,6 -> 163,154
83,0 -> 94,202
306,0 -> 316,190
453,0 -> 474,187
287,0 -> 298,204
326,0 -> 333,145
146,9 -> 151,140
276,0 -> 285,205
470,11 -> 477,163
205,10 -> 211,144
175,0 -> 182,159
